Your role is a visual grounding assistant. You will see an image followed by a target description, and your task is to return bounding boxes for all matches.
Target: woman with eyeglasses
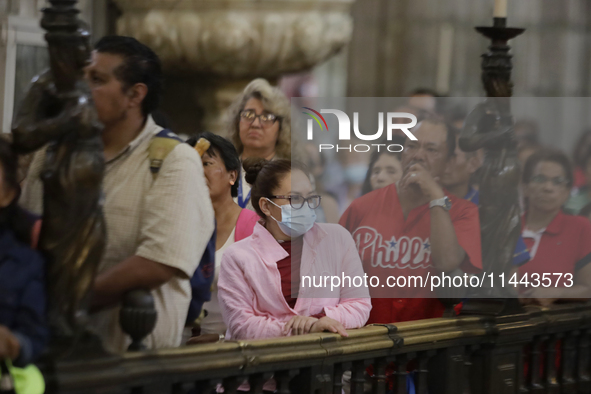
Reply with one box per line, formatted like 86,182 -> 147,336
218,158 -> 370,340
217,158 -> 370,391
227,78 -> 294,210
519,149 -> 591,306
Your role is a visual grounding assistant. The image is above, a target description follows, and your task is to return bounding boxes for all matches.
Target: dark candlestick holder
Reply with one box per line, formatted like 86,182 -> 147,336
459,17 -> 526,317
475,17 -> 525,98
41,0 -> 80,34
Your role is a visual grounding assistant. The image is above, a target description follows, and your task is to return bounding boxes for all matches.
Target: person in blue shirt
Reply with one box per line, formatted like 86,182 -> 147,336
0,137 -> 47,366
442,129 -> 530,266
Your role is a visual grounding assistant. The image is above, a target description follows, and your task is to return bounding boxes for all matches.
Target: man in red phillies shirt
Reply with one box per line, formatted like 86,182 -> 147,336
339,118 -> 483,324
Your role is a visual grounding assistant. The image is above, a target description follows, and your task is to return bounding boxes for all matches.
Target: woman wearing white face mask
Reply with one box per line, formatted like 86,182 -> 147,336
218,158 -> 371,346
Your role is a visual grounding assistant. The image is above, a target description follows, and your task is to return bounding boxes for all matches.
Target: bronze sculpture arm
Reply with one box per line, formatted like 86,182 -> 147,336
12,71 -> 84,153
459,128 -> 513,151
459,102 -> 515,152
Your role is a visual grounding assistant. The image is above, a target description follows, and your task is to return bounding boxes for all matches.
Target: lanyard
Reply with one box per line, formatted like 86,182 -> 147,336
465,188 -> 478,204
237,176 -> 251,208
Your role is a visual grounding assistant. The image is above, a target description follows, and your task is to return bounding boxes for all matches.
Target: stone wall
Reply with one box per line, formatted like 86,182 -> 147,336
347,0 -> 591,97
346,0 -> 591,151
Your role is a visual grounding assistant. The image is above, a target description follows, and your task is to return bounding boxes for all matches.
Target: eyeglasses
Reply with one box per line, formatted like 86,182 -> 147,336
530,174 -> 569,187
270,195 -> 322,210
239,110 -> 280,127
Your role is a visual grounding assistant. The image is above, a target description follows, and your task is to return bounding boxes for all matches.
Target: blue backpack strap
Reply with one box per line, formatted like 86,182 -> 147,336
186,222 -> 216,325
154,129 -> 183,142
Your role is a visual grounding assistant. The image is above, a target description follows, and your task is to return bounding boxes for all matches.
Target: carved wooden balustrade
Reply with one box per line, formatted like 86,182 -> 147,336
39,302 -> 591,394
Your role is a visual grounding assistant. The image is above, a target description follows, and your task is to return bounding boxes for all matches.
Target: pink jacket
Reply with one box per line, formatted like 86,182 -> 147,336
218,222 -> 371,340
234,208 -> 259,242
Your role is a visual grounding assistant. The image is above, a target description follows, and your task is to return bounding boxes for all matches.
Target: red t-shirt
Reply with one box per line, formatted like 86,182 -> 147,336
277,238 -> 325,318
574,166 -> 587,189
277,239 -> 303,308
339,183 -> 482,324
519,211 -> 591,287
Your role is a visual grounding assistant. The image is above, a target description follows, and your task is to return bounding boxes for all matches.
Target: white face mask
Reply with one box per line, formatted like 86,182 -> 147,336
266,198 -> 317,237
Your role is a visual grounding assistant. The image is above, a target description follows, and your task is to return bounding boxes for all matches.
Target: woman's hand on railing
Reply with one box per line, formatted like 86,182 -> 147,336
282,316 -> 319,336
310,317 -> 348,337
521,287 -> 562,307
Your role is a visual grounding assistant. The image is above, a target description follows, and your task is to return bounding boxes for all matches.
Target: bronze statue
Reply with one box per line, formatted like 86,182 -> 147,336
459,23 -> 525,299
12,1 -> 106,340
460,98 -> 520,298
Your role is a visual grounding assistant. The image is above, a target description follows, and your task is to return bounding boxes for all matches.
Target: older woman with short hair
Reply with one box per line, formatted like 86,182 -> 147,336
226,78 -> 293,209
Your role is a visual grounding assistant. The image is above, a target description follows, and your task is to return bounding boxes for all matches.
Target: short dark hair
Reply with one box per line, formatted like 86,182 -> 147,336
186,132 -> 241,198
94,36 -> 163,117
243,158 -> 309,219
522,148 -> 574,188
409,87 -> 439,97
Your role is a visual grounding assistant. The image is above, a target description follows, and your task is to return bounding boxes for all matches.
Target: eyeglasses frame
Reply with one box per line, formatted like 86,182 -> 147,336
268,194 -> 322,210
239,110 -> 281,127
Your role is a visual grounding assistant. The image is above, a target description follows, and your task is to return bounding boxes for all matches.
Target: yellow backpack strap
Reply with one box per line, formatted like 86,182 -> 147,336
148,129 -> 183,175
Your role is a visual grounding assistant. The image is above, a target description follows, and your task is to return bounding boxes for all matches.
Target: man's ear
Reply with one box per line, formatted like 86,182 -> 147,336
128,83 -> 148,110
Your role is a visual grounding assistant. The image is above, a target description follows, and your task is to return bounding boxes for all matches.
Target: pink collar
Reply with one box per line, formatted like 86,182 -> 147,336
250,222 -> 328,266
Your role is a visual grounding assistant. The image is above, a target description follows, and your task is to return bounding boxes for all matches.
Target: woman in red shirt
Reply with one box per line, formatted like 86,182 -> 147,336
519,149 -> 591,306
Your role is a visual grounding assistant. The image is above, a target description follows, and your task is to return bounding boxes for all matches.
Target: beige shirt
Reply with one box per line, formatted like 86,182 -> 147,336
20,116 -> 214,353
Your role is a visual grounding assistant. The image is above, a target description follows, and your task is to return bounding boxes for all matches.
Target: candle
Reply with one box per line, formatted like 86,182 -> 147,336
493,0 -> 507,18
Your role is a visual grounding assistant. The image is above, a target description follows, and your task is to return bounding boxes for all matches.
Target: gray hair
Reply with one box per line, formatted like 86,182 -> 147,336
226,78 -> 292,160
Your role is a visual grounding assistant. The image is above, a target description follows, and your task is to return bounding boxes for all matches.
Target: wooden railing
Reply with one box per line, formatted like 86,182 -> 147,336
41,302 -> 591,394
